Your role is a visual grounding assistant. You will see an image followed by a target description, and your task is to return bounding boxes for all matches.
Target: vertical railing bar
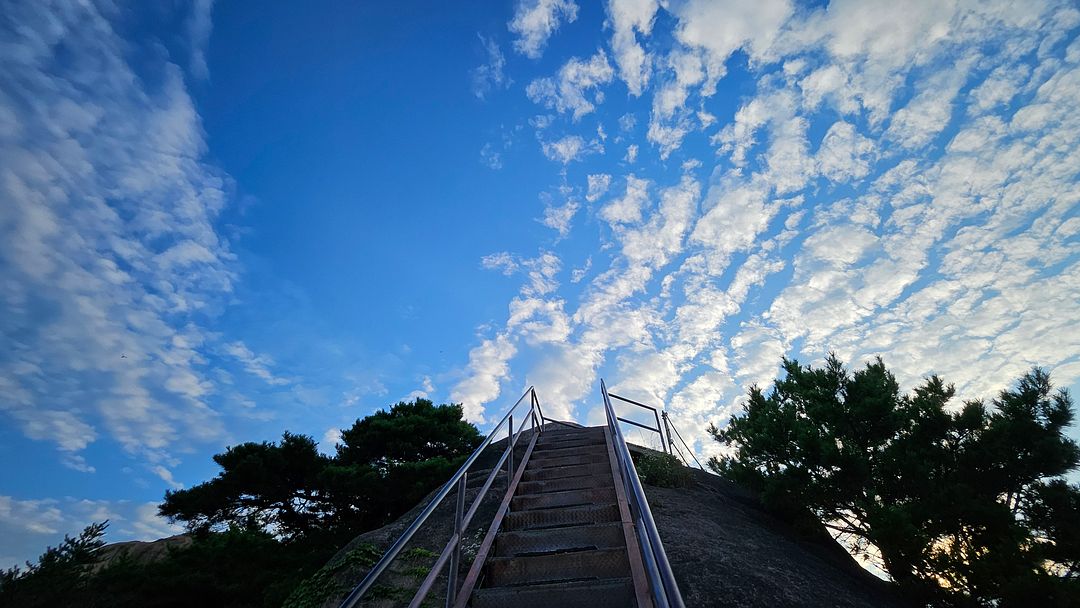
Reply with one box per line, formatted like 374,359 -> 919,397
662,411 -> 674,456
653,409 -> 665,454
506,414 -> 514,496
531,389 -> 546,430
446,473 -> 467,608
339,387 -> 533,608
669,419 -> 705,471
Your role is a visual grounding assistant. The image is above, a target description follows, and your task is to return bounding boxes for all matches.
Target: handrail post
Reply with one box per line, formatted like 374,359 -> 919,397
662,411 -> 673,455
506,414 -> 514,492
446,473 -> 467,608
653,409 -> 666,454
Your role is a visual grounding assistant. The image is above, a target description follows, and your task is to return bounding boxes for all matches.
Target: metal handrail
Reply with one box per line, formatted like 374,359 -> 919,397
339,387 -> 548,608
608,391 -> 668,454
663,411 -> 705,471
602,379 -> 686,608
609,391 -> 706,472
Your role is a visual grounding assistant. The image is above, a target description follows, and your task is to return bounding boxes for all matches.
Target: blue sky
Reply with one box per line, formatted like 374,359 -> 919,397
2,0 -> 1080,569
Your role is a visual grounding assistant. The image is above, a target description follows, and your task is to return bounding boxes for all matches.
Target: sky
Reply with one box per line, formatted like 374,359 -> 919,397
2,0 -> 1079,570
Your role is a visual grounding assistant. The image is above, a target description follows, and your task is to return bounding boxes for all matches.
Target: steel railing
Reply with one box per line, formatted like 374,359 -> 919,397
339,386 -> 557,608
662,411 -> 704,471
607,391 -> 705,471
607,391 -> 667,453
602,379 -> 686,608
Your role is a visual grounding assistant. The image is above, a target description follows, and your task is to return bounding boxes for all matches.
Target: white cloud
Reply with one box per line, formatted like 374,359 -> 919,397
599,175 -> 650,225
480,141 -> 503,169
402,375 -> 436,402
672,0 -> 793,69
0,1 -> 239,466
224,341 -> 290,386
186,0 -> 214,80
571,256 -> 592,283
586,173 -> 612,201
482,251 -> 519,275
61,454 -> 96,474
527,51 -> 615,120
541,200 -> 581,236
509,0 -> 579,59
152,465 -> 184,491
451,334 -> 517,422
606,0 -> 661,95
541,134 -> 601,163
321,428 -> 342,454
816,121 -> 876,182
472,35 -> 509,99
884,62 -> 969,150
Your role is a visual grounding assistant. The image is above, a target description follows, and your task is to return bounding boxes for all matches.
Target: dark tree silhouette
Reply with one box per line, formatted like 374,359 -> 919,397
159,398 -> 482,539
712,355 -> 1080,606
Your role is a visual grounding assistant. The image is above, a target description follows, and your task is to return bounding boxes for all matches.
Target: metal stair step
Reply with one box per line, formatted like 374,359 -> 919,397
471,577 -> 635,608
494,522 -> 625,557
521,462 -> 609,482
527,452 -> 609,469
516,473 -> 609,495
533,438 -> 604,451
485,547 -> 630,587
503,502 -> 620,531
540,428 -> 604,441
531,442 -> 608,458
512,487 -> 616,511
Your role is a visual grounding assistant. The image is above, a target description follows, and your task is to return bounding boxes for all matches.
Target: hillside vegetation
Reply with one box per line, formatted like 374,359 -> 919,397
0,399 -> 481,608
713,356 -> 1080,606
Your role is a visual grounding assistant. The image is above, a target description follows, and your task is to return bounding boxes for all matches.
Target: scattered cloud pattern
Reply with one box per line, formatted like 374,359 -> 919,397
3,0 -> 1080,574
457,0 -> 1080,471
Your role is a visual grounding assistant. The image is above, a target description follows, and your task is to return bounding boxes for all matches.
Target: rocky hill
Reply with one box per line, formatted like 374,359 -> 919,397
314,429 -> 908,608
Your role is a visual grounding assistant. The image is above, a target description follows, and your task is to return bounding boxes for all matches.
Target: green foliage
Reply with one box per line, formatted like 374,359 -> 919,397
160,398 -> 482,539
712,355 -> 1080,606
337,399 -> 482,468
6,397 -> 481,608
282,543 -> 381,608
284,544 -> 440,608
634,451 -> 693,488
159,432 -> 339,539
2,525 -> 338,608
0,521 -> 108,607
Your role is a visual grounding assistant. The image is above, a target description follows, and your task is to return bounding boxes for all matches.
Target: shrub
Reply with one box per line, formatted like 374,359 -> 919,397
634,451 -> 693,488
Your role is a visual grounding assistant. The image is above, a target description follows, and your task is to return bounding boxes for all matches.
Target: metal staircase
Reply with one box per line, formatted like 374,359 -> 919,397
460,425 -> 650,607
338,383 -> 687,608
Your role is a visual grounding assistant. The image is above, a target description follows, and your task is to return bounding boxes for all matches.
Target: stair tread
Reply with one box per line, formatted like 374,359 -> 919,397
485,547 -> 631,587
527,453 -> 609,469
494,522 -> 625,557
503,502 -> 621,531
471,577 -> 634,608
512,487 -> 616,511
516,474 -> 608,494
532,443 -> 606,453
521,462 -> 610,482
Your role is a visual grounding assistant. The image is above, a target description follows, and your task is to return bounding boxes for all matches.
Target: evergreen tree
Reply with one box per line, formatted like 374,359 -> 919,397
712,356 -> 1080,606
159,398 -> 481,538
